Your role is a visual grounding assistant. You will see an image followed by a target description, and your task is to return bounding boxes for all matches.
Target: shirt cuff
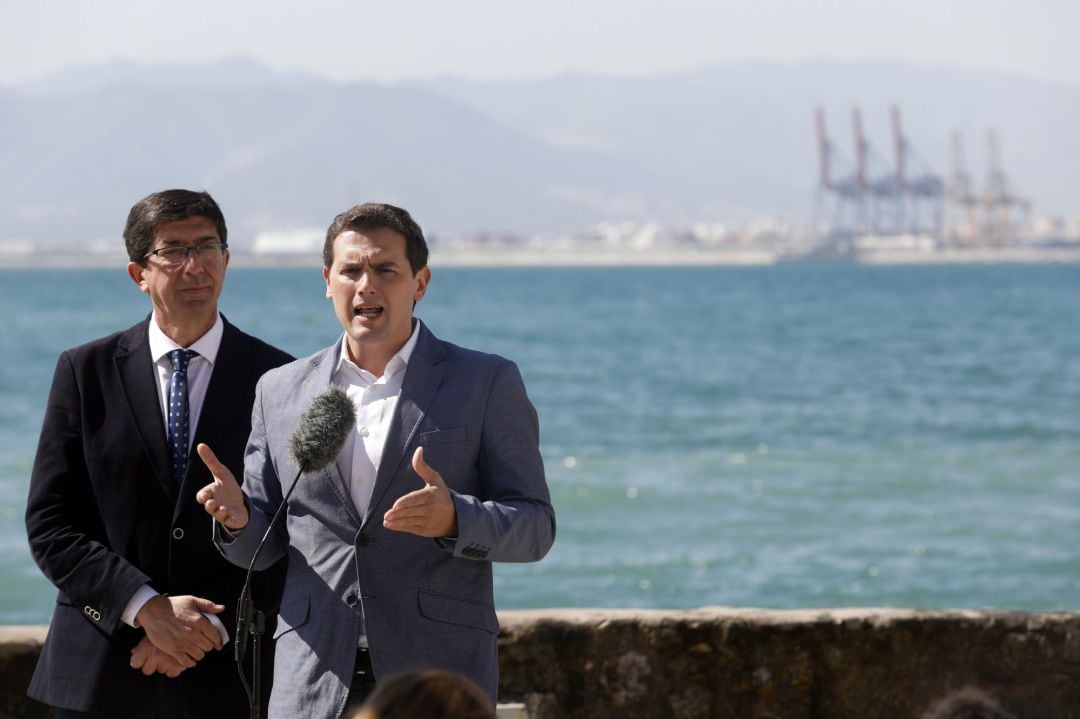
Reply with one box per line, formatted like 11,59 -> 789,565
122,585 -> 159,628
203,612 -> 230,646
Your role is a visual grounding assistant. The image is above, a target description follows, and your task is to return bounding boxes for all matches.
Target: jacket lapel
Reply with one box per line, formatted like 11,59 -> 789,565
362,322 -> 446,528
114,319 -> 176,503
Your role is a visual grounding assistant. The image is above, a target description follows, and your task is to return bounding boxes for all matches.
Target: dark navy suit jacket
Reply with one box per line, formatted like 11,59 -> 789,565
26,316 -> 292,717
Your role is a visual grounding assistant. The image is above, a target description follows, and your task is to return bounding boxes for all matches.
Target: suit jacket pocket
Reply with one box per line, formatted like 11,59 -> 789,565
273,596 -> 310,640
417,589 -> 499,634
418,426 -> 467,446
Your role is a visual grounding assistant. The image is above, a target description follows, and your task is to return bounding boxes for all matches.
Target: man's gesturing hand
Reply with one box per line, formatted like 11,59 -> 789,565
130,635 -> 186,678
135,594 -> 224,668
383,447 -> 458,538
195,443 -> 249,530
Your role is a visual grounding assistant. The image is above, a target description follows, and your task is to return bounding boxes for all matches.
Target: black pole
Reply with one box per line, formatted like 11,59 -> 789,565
251,607 -> 265,719
236,467 -> 304,719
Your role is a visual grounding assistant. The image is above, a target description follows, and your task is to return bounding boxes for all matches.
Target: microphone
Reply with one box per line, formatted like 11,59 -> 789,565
288,386 -> 357,474
236,386 -> 356,718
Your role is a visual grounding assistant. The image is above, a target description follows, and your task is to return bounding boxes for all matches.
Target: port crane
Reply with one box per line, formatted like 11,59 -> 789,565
815,107 -> 1028,249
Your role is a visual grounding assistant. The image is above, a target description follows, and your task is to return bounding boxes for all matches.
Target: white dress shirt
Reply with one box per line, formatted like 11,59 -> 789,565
148,313 -> 224,448
332,321 -> 420,521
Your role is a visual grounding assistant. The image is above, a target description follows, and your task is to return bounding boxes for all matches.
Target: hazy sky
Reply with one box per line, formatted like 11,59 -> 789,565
1,0 -> 1077,87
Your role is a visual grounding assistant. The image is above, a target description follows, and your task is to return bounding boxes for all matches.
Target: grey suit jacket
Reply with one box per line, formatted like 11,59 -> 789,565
218,320 -> 555,719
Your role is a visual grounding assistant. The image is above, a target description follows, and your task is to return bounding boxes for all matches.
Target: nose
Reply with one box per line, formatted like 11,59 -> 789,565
354,269 -> 378,293
179,251 -> 206,272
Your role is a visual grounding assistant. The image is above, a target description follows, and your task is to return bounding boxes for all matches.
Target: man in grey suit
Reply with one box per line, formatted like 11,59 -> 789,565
197,202 -> 556,718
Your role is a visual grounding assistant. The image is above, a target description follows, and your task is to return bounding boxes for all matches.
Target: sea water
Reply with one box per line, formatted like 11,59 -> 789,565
1,263 -> 1077,623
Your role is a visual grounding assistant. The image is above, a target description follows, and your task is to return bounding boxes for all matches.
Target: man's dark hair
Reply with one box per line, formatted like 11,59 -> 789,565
323,202 -> 428,275
123,189 -> 227,264
352,670 -> 494,719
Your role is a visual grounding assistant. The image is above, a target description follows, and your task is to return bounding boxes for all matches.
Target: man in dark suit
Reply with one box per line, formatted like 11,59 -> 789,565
25,189 -> 292,718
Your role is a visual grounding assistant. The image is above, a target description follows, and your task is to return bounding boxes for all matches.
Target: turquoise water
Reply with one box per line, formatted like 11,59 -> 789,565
1,263 -> 1078,622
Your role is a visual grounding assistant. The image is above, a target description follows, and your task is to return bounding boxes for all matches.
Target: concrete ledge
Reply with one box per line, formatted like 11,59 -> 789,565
5,609 -> 1080,718
495,608 -> 1080,718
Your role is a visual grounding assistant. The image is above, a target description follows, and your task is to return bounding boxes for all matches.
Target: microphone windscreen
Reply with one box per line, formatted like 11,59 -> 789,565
288,387 -> 357,473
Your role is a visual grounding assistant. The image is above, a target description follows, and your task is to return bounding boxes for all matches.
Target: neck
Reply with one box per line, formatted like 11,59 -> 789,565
156,311 -> 216,348
346,319 -> 417,377
345,340 -> 396,378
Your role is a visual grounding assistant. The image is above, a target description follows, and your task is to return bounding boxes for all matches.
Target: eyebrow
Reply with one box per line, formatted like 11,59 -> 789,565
340,257 -> 400,269
158,235 -> 220,246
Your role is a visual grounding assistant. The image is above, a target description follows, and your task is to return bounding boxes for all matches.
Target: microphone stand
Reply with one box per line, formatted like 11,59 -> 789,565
235,468 -> 305,719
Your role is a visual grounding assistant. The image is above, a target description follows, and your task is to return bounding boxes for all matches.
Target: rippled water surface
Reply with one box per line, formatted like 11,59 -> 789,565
1,263 -> 1077,622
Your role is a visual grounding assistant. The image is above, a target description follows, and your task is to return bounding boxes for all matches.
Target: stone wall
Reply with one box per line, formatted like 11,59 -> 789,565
496,608 -> 1080,719
0,626 -> 49,719
4,609 -> 1079,718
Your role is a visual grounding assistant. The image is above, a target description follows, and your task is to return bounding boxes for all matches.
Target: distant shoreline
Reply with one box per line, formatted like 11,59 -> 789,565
0,248 -> 777,268
2,246 -> 1080,269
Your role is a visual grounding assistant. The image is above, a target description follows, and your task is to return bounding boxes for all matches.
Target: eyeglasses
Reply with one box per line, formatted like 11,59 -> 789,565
144,242 -> 228,266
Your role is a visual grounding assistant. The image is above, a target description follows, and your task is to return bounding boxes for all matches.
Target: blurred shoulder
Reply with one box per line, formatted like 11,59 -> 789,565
60,319 -> 148,365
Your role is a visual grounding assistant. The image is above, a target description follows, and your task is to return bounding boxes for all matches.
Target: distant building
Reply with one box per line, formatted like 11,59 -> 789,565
252,229 -> 323,255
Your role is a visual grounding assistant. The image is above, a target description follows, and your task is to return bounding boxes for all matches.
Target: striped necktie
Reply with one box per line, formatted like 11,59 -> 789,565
167,349 -> 198,483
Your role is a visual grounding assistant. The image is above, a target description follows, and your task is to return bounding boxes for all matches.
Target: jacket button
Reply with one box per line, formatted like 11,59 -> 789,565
346,593 -> 359,606
357,533 -> 371,547
172,528 -> 185,540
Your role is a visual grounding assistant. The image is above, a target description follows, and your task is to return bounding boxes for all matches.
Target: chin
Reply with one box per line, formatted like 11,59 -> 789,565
347,327 -> 382,343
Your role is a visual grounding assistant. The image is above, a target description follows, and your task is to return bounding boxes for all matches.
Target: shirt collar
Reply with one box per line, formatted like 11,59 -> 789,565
148,312 -> 224,365
334,319 -> 420,383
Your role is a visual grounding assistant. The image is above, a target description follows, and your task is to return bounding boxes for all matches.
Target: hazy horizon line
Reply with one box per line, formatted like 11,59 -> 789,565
4,54 -> 1078,92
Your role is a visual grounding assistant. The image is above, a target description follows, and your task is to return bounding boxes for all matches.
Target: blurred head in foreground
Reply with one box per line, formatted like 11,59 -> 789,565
350,670 -> 495,719
921,687 -> 1017,719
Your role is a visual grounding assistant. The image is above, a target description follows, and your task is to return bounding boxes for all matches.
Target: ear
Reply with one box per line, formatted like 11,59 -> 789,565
323,265 -> 332,299
413,267 -> 431,302
127,262 -> 149,294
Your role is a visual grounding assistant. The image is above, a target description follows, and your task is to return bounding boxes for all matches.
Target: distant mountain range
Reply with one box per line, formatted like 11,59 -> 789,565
1,57 -> 1077,252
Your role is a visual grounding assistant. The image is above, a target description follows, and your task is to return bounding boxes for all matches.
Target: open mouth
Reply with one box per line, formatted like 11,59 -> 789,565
355,305 -> 384,319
